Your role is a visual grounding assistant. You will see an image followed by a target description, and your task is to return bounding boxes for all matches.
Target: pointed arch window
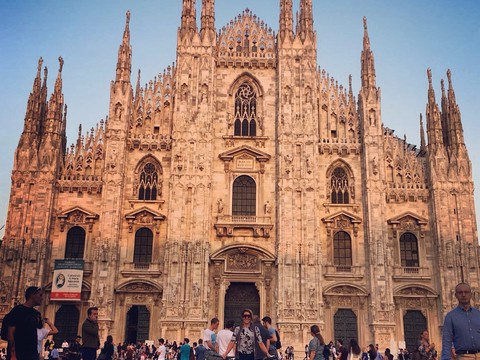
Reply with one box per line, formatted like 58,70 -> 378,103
232,175 -> 256,216
138,163 -> 159,201
331,168 -> 349,204
65,226 -> 85,259
400,232 -> 419,267
133,228 -> 153,265
333,231 -> 352,268
234,83 -> 257,137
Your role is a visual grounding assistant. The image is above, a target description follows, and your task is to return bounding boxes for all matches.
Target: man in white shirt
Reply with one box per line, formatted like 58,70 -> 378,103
216,320 -> 235,358
203,318 -> 219,352
157,338 -> 167,360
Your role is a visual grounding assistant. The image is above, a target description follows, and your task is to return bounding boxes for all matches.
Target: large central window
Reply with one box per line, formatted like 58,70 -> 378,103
331,168 -> 349,204
138,163 -> 159,201
232,175 -> 256,216
234,83 -> 257,137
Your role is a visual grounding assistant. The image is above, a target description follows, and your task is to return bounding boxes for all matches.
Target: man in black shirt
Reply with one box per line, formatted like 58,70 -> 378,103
7,286 -> 44,360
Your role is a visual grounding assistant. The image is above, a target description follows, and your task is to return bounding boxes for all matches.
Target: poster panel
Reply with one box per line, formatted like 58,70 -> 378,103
50,259 -> 84,301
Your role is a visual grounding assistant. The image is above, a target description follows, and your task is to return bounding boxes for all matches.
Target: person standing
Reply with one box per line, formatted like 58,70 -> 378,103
222,309 -> 270,360
7,286 -> 44,360
204,318 -> 219,352
253,315 -> 271,360
347,340 -> 361,360
216,320 -> 235,358
262,317 -> 278,357
50,347 -> 60,360
101,335 -> 115,360
62,340 -> 70,354
82,307 -> 100,360
417,330 -> 437,360
336,340 -> 348,360
308,325 -> 325,360
67,336 -> 82,360
180,339 -> 192,360
158,339 -> 167,360
442,282 -> 480,360
195,339 -> 207,360
37,317 -> 59,358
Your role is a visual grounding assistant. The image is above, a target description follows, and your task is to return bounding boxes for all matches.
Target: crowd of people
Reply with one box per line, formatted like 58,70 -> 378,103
2,282 -> 479,360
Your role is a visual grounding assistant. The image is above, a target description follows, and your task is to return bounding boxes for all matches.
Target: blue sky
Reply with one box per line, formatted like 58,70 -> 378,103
1,1 -> 480,238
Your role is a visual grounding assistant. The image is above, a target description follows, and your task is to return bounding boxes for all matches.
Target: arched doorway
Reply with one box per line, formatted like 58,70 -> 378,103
54,304 -> 80,344
403,310 -> 427,352
125,305 -> 150,344
334,309 -> 358,343
224,282 -> 260,326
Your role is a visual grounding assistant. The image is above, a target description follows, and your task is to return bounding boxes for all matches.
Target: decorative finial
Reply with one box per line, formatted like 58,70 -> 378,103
363,16 -> 368,30
58,56 -> 64,73
349,74 -> 352,88
427,68 -> 432,86
126,10 -> 131,25
44,66 -> 48,79
441,79 -> 445,95
447,69 -> 452,88
37,57 -> 43,72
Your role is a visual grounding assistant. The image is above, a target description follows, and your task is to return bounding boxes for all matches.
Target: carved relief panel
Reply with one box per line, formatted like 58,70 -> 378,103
57,207 -> 99,232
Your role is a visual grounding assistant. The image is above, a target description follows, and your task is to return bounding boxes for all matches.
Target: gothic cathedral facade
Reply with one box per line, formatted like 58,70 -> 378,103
2,0 -> 479,352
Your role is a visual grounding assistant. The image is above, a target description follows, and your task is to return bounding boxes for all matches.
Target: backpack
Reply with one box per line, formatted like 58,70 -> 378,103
0,311 -> 12,341
275,329 -> 282,349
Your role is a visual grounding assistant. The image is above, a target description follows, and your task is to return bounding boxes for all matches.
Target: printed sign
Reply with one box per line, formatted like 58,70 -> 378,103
50,259 -> 84,301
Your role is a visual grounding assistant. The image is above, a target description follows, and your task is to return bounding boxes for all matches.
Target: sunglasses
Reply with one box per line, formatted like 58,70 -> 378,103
243,314 -> 252,318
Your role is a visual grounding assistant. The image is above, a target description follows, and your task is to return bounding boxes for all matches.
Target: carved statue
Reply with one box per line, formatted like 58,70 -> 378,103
264,201 -> 272,214
284,154 -> 293,174
217,198 -> 224,214
193,282 -> 200,305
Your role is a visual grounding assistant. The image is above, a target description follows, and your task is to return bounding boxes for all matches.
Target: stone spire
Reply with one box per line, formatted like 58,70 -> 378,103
116,11 -> 132,83
22,58 -> 44,135
200,0 -> 215,42
425,68 -> 444,149
445,69 -> 465,148
46,57 -> 64,125
420,113 -> 426,152
180,0 -> 197,38
298,0 -> 314,42
348,74 -> 354,102
279,0 -> 294,42
361,17 -> 376,91
440,78 -> 449,146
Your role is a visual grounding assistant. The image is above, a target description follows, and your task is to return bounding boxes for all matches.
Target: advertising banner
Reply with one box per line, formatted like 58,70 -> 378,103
50,259 -> 84,301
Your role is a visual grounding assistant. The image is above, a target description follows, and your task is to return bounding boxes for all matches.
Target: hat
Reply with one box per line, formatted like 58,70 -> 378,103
25,286 -> 42,300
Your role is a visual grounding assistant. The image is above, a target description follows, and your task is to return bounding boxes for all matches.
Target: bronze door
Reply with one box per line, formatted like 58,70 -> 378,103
224,282 -> 260,327
53,304 -> 80,345
125,305 -> 150,344
334,309 -> 358,343
403,310 -> 427,352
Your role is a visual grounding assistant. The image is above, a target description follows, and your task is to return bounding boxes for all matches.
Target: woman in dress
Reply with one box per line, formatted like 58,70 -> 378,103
347,340 -> 361,360
418,330 -> 437,360
222,308 -> 269,360
308,325 -> 325,360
